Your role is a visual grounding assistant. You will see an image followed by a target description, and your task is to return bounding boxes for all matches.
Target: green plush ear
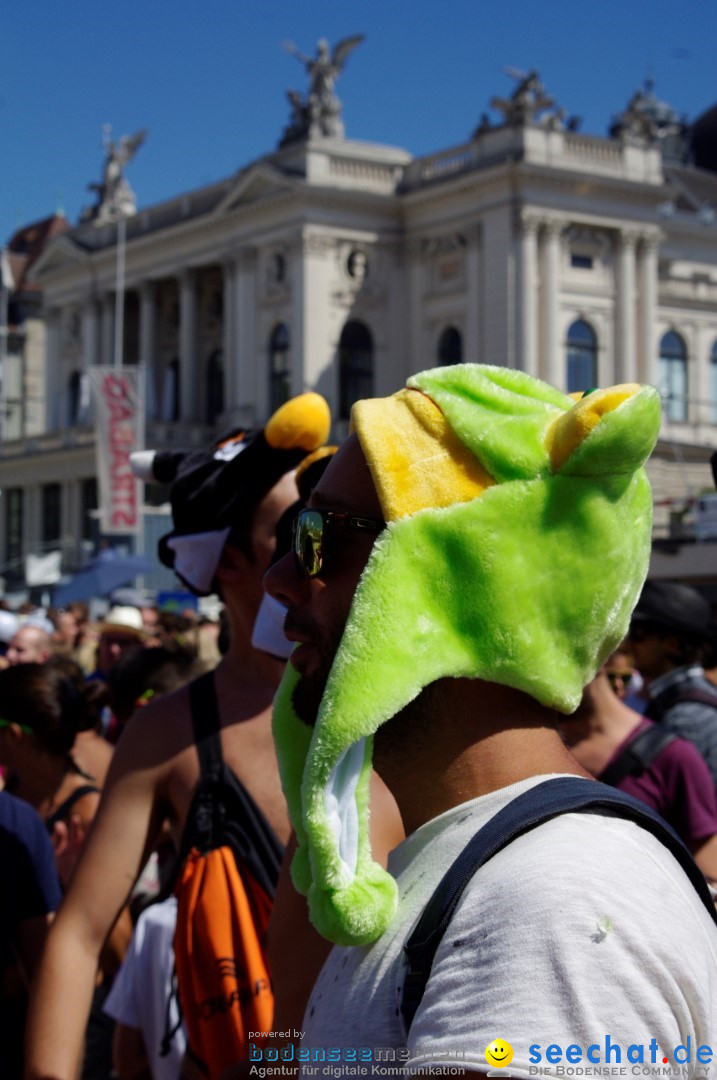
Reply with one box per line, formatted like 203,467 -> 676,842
556,387 -> 661,476
271,662 -> 313,892
409,364 -> 570,482
272,655 -> 399,942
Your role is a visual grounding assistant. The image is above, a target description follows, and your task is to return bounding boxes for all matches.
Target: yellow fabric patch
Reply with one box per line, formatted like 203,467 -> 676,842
352,388 -> 494,520
265,392 -> 331,451
546,384 -> 640,471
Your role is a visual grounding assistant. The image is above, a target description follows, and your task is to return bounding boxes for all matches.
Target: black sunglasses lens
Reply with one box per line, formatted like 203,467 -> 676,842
295,510 -> 324,578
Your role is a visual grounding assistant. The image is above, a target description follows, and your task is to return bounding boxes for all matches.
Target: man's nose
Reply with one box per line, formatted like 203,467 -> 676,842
264,550 -> 309,607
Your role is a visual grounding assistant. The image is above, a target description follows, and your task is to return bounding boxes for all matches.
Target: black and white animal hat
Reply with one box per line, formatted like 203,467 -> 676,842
130,393 -> 331,595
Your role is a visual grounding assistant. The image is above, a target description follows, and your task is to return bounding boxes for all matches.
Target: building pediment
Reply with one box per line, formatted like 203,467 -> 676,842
214,163 -> 300,215
30,234 -> 89,281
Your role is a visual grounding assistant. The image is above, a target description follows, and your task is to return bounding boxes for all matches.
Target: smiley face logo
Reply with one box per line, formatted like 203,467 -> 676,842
485,1039 -> 514,1069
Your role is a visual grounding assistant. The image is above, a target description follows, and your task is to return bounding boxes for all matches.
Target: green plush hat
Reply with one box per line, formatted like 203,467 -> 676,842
272,365 -> 661,946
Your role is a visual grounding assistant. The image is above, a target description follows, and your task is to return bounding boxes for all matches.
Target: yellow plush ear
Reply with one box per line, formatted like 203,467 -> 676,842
546,384 -> 640,471
352,388 -> 494,521
265,392 -> 331,451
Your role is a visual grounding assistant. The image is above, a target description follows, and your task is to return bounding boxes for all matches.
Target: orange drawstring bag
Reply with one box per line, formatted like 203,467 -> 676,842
172,673 -> 283,1077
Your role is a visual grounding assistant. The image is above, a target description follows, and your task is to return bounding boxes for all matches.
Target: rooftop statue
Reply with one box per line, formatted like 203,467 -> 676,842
610,79 -> 687,157
85,127 -> 147,224
491,68 -> 555,127
280,34 -> 365,145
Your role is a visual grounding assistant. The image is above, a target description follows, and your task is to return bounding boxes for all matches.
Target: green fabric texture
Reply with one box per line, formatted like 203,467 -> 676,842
409,364 -> 569,482
271,365 -> 661,946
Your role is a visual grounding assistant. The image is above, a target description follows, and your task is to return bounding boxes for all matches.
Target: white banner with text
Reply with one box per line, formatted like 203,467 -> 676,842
88,366 -> 145,535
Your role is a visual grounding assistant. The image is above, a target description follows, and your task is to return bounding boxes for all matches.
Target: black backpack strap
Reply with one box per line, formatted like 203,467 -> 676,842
401,776 -> 717,1033
646,682 -> 717,722
188,670 -> 223,777
45,784 -> 101,833
600,724 -> 678,787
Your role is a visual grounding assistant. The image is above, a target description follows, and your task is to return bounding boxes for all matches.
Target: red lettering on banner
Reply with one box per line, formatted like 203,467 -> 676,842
101,374 -> 139,530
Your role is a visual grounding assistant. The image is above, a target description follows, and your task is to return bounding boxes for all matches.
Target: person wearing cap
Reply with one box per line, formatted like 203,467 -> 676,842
25,395 -> 326,1077
26,394 -> 401,1080
629,579 -> 717,784
265,365 -> 716,1074
92,605 -> 150,683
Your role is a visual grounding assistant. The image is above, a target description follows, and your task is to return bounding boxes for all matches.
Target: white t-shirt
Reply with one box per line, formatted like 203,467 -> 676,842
104,896 -> 187,1080
301,775 -> 717,1077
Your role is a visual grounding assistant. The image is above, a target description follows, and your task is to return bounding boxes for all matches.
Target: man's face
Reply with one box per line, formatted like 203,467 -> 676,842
55,611 -> 78,647
7,627 -> 51,665
216,470 -> 299,615
98,630 -> 142,674
264,435 -> 384,724
604,649 -> 634,700
141,607 -> 160,634
628,623 -> 675,680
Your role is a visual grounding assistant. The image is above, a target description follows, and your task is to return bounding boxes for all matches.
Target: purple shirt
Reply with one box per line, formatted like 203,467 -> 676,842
600,717 -> 717,845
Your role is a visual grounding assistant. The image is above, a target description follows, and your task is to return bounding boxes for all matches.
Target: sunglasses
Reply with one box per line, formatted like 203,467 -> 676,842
292,508 -> 384,579
607,671 -> 632,690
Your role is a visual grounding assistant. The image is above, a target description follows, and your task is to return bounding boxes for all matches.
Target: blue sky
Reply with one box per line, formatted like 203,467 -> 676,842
2,0 -> 716,244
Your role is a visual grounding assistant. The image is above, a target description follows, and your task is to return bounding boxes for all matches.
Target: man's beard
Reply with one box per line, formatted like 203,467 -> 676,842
287,612 -> 345,727
290,624 -> 343,727
291,659 -> 333,727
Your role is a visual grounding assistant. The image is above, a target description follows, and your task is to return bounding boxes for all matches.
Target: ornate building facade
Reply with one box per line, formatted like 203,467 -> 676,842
2,61 -> 717,591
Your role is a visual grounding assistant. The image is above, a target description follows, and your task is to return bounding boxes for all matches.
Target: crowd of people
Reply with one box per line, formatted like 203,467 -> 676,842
1,370 -> 716,1079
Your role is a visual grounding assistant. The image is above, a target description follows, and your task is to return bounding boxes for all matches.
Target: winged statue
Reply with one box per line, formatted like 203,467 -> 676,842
87,127 -> 147,224
280,35 -> 365,142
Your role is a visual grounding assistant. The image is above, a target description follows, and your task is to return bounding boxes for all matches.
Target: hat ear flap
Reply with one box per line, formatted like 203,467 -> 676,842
130,449 -> 187,484
547,384 -> 661,476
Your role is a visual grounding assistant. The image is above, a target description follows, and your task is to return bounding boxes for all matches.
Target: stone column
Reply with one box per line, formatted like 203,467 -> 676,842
406,239 -> 424,376
179,269 -> 198,421
25,485 -> 41,559
301,232 -> 334,396
45,308 -> 61,433
519,214 -> 539,377
82,299 -> 99,370
464,226 -> 481,365
222,257 -> 237,417
100,294 -> 114,367
287,236 -> 304,408
637,233 -> 660,388
694,324 -> 712,428
235,248 -> 258,425
139,281 -> 157,419
616,231 -> 638,385
541,220 -> 563,388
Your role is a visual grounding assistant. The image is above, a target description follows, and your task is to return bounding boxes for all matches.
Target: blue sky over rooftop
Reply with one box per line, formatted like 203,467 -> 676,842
2,0 -> 716,243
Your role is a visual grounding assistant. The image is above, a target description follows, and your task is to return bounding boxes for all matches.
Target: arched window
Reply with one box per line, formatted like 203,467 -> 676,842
566,319 -> 597,393
438,326 -> 463,366
339,321 -> 373,421
161,359 -> 180,422
710,340 -> 717,424
269,324 -> 291,414
659,331 -> 688,422
206,349 -> 224,424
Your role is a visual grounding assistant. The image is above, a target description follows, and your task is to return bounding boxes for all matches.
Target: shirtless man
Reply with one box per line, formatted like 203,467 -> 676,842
26,396 -> 352,1079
